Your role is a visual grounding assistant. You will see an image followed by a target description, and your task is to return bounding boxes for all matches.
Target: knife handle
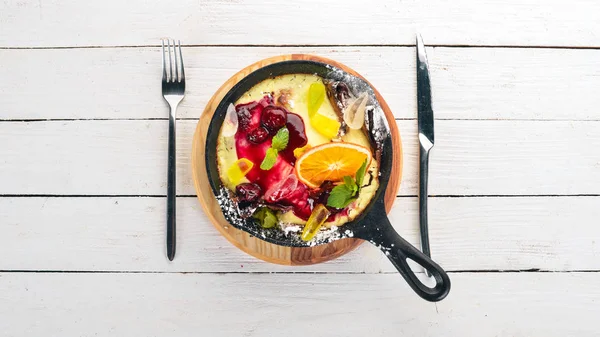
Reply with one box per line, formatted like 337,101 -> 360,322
419,146 -> 431,259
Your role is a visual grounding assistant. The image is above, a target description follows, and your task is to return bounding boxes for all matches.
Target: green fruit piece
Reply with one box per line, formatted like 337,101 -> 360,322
307,81 -> 326,118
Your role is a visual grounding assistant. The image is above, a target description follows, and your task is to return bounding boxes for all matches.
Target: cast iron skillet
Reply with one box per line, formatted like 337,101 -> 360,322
205,60 -> 450,302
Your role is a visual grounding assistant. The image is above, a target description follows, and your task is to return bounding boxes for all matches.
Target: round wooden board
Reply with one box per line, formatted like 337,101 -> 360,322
191,54 -> 403,266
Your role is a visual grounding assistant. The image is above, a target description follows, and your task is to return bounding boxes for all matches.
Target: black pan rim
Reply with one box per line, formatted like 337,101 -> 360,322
204,59 -> 393,248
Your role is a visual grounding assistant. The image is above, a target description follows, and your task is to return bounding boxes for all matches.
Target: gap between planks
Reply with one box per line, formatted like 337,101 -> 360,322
0,270 -> 598,274
2,44 -> 600,50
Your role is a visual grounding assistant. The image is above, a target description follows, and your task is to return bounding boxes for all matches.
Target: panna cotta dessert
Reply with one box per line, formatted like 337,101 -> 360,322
216,73 -> 379,241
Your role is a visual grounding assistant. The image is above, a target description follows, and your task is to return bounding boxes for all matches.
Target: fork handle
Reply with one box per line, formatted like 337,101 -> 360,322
166,107 -> 177,261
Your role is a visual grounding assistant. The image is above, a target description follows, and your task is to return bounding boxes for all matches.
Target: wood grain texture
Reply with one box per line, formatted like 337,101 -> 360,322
1,272 -> 598,337
1,196 -> 598,272
1,0 -> 599,47
0,119 -> 598,196
190,54 -> 402,265
2,47 -> 600,120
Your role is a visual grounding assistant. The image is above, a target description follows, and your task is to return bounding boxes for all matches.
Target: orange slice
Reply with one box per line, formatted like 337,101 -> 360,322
295,142 -> 372,188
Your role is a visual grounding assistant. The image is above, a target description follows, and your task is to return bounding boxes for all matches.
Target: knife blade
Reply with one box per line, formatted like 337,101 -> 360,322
417,34 -> 434,146
416,34 -> 434,274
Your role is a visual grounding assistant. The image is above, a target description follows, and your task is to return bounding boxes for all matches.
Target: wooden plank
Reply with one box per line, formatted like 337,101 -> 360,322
0,120 -> 598,196
0,120 -> 166,195
427,47 -> 600,121
398,120 -> 600,196
2,47 -> 600,120
1,0 -> 599,47
0,272 -> 598,336
1,196 -> 598,272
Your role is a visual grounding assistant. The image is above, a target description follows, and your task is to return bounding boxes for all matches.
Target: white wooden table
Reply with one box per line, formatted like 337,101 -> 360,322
1,1 -> 600,336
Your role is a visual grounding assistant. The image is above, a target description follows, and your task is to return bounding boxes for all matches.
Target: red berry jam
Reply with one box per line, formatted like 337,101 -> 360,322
234,95 -> 312,219
279,112 -> 308,164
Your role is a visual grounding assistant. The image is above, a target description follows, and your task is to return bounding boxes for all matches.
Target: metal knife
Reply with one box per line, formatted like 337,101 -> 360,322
416,34 -> 435,275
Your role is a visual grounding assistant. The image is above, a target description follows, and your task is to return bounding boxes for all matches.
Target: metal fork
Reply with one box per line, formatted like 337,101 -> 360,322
162,39 -> 185,261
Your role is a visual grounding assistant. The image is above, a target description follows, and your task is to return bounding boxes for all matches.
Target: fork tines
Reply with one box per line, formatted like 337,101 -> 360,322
161,39 -> 185,84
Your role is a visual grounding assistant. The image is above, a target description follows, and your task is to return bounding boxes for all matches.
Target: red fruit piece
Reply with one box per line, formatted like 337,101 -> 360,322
236,96 -> 273,131
235,104 -> 253,130
261,105 -> 287,131
235,183 -> 262,203
247,126 -> 270,144
264,174 -> 298,203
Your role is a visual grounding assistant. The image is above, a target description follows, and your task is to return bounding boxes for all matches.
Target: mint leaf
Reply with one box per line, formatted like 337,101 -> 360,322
260,127 -> 288,171
327,184 -> 355,208
271,127 -> 289,151
253,208 -> 278,228
326,159 -> 369,208
343,176 -> 358,196
356,159 -> 368,187
260,148 -> 278,170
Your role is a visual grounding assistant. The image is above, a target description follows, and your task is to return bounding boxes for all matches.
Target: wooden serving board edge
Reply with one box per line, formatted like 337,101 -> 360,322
191,54 -> 402,266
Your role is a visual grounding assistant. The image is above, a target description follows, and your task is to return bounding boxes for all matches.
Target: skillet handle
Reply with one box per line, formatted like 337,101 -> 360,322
356,215 -> 451,302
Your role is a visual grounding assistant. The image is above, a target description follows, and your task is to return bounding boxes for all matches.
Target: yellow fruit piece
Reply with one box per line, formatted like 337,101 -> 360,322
307,81 -> 326,117
226,158 -> 253,186
301,204 -> 331,241
310,112 -> 340,139
295,142 -> 372,188
293,145 -> 311,158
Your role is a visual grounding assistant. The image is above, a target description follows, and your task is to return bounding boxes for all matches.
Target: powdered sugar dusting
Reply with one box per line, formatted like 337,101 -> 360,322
281,223 -> 302,235
216,187 -> 245,227
216,186 -> 355,246
309,226 -> 341,247
324,64 -> 390,153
